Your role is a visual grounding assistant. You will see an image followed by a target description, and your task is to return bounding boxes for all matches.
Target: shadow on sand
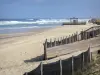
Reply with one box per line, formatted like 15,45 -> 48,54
24,54 -> 44,63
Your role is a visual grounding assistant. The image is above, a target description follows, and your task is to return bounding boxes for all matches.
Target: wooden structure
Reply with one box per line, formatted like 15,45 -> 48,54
43,26 -> 100,60
70,17 -> 78,24
62,17 -> 86,25
24,48 -> 92,75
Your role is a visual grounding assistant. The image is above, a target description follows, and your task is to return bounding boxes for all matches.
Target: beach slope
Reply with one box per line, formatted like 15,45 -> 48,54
0,24 -> 96,75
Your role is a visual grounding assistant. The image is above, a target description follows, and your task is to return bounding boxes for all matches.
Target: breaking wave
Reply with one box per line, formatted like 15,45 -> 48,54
0,19 -> 68,25
0,19 -> 89,25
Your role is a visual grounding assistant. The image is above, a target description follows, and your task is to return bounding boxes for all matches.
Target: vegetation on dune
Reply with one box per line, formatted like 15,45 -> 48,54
76,53 -> 100,75
89,18 -> 100,25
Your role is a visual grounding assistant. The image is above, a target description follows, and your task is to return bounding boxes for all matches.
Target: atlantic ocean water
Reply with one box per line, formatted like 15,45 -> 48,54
0,19 -> 89,34
0,19 -> 64,34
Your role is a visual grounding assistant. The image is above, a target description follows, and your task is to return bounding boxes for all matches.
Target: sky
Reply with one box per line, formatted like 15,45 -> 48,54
0,0 -> 100,19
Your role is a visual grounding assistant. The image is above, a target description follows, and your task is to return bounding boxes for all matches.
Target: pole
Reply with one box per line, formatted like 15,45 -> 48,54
60,59 -> 62,75
69,35 -> 71,43
54,38 -> 56,46
72,56 -> 74,75
71,34 -> 73,43
82,52 -> 84,69
66,36 -> 67,44
43,40 -> 47,60
76,32 -> 78,41
50,38 -> 52,47
41,62 -> 43,75
61,37 -> 63,45
88,46 -> 91,62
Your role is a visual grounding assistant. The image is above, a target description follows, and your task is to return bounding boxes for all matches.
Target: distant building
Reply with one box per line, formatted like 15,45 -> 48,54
70,17 -> 78,24
62,17 -> 86,25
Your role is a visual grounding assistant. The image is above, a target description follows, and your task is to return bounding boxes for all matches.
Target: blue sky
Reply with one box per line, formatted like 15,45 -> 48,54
0,0 -> 100,19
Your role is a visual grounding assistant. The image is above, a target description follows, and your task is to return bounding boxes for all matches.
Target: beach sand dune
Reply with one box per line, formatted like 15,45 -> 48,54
0,24 -> 96,75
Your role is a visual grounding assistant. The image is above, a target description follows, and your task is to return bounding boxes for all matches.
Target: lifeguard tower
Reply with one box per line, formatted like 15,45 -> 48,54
70,17 -> 78,24
62,17 -> 86,25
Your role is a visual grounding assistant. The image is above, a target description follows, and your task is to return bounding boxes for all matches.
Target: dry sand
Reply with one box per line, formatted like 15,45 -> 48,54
0,24 -> 97,75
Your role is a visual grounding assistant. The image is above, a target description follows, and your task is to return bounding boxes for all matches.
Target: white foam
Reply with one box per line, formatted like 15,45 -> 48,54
0,19 -> 89,25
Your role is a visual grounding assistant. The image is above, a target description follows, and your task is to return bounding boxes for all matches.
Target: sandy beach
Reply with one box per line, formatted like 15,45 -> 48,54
0,24 -> 97,75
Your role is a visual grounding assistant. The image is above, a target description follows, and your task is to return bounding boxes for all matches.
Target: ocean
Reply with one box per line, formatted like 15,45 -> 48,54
0,19 -> 89,34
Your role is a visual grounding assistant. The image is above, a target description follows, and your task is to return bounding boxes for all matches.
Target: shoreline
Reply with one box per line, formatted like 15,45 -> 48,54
0,28 -> 51,39
0,27 -> 52,46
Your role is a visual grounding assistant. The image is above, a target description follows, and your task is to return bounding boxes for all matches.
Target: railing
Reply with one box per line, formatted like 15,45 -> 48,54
24,26 -> 100,75
44,26 -> 100,49
24,47 -> 92,75
42,26 -> 100,60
